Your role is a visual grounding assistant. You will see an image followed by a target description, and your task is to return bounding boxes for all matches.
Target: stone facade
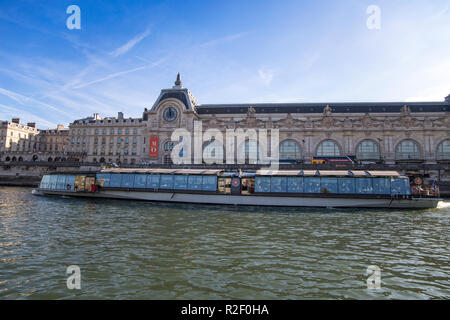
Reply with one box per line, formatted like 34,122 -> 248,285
1,75 -> 449,166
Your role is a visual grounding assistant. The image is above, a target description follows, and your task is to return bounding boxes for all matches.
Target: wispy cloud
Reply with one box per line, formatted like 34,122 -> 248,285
198,31 -> 251,48
258,68 -> 275,86
72,58 -> 166,89
110,28 -> 152,58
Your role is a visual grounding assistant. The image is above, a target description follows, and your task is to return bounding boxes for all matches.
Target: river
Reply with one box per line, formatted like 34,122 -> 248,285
0,186 -> 448,299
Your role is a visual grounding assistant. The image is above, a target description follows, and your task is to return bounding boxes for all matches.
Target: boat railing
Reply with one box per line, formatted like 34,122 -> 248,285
411,185 -> 440,198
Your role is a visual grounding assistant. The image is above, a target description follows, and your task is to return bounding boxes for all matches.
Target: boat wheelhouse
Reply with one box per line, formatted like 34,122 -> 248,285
34,169 -> 441,208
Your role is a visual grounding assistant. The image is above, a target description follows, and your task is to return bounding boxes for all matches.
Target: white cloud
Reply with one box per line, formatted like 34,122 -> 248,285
110,28 -> 151,58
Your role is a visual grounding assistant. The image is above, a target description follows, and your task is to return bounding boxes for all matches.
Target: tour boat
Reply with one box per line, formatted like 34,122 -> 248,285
32,168 -> 441,208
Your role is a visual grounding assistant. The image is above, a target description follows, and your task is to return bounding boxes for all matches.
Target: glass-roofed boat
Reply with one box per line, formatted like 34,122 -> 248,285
32,169 -> 441,208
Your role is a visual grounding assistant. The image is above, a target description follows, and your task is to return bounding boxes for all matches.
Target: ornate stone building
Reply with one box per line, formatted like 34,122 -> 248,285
0,119 -> 69,162
140,75 -> 450,166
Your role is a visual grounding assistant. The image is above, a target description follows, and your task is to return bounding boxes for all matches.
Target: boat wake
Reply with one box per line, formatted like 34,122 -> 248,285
437,201 -> 450,209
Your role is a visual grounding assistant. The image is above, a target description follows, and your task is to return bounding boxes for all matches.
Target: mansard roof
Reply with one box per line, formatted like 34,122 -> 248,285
196,101 -> 449,114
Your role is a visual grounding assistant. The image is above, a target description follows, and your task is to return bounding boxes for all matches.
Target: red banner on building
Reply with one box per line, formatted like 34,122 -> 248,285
149,136 -> 159,157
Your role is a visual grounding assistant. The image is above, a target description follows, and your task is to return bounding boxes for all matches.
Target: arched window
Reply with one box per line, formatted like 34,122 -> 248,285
356,140 -> 380,160
203,140 -> 224,164
437,140 -> 450,160
316,140 -> 341,156
395,140 -> 421,160
47,157 -> 53,162
18,157 -> 23,161
279,140 -> 301,160
164,141 -> 174,151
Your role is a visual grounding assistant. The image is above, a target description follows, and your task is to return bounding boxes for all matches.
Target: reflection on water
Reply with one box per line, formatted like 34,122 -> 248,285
0,186 -> 449,299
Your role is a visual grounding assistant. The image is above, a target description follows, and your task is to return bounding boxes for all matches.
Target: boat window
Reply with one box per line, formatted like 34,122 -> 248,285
40,175 -> 50,189
338,178 -> 355,194
66,175 -> 76,190
255,177 -> 271,192
109,174 -> 123,187
188,175 -> 203,190
133,174 -> 147,188
202,176 -> 217,191
96,173 -> 111,187
391,178 -> 410,195
49,175 -> 58,189
372,178 -> 391,194
321,177 -> 338,193
356,178 -> 373,194
159,175 -> 174,189
270,177 -> 287,193
174,175 -> 188,190
120,174 -> 135,188
147,174 -> 160,188
304,177 -> 321,193
287,177 -> 303,193
56,175 -> 67,190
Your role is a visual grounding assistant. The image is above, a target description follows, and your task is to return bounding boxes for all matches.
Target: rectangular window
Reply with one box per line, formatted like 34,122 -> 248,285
287,177 -> 303,193
338,178 -> 355,194
270,177 -> 287,193
40,175 -> 50,189
133,174 -> 147,188
372,178 -> 391,194
173,175 -> 188,190
321,177 -> 338,193
187,175 -> 202,190
304,177 -> 321,193
255,177 -> 271,192
159,175 -> 174,189
356,178 -> 373,194
202,176 -> 217,191
49,175 -> 58,189
120,174 -> 135,188
96,173 -> 111,187
56,175 -> 67,190
391,178 -> 410,195
109,174 -> 122,187
146,174 -> 160,189
66,175 -> 76,191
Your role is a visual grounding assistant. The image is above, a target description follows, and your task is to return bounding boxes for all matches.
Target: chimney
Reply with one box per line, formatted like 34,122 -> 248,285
118,112 -> 124,120
57,124 -> 64,130
93,113 -> 100,120
12,118 -> 20,124
27,122 -> 36,128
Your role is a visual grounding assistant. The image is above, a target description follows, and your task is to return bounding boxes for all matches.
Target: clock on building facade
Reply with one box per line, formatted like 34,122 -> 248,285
163,107 -> 178,122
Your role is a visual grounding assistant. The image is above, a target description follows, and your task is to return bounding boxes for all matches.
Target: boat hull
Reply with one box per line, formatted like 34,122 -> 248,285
33,189 -> 441,209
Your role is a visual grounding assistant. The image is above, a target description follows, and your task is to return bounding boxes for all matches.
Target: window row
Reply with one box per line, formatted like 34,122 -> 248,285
97,173 -> 217,191
254,176 -> 411,195
40,175 -> 77,191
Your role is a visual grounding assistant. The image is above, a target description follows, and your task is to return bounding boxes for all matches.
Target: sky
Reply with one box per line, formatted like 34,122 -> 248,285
0,0 -> 449,128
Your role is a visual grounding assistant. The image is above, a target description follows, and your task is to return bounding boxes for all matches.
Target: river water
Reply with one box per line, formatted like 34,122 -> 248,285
0,186 -> 448,299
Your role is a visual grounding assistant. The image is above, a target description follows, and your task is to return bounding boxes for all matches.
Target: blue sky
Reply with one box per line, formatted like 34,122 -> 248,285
0,0 -> 449,128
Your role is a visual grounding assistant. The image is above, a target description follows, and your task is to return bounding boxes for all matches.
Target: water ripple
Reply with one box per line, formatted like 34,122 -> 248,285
0,186 -> 449,299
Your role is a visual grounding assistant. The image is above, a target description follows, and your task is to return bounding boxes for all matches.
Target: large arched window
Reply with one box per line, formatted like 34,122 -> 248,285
437,140 -> 450,160
356,140 -> 380,160
279,140 -> 301,160
316,140 -> 341,156
395,140 -> 421,160
203,140 -> 224,164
